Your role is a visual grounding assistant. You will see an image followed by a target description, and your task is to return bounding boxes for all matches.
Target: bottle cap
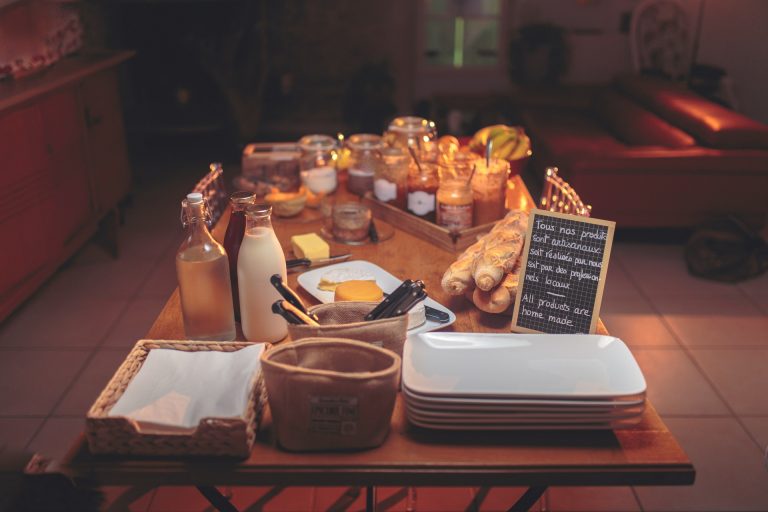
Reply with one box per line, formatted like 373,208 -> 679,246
187,192 -> 204,203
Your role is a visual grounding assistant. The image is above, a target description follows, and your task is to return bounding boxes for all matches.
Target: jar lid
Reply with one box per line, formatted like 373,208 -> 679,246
347,133 -> 383,151
387,116 -> 435,134
297,134 -> 336,151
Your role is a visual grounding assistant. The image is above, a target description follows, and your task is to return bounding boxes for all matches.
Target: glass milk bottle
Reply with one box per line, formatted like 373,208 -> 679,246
175,193 -> 236,341
223,191 -> 255,321
238,204 -> 288,343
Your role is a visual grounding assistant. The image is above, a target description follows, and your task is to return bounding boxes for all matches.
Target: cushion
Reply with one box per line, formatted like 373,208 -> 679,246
522,108 -> 628,157
615,74 -> 768,150
593,90 -> 696,148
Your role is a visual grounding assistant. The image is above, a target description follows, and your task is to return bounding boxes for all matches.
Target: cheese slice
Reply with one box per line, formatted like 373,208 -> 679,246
334,280 -> 384,302
291,233 -> 329,260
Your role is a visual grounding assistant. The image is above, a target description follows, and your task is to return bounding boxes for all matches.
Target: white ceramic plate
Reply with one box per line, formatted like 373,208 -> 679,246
296,260 -> 456,335
402,383 -> 646,409
404,403 -> 645,422
402,332 -> 647,399
405,415 -> 642,431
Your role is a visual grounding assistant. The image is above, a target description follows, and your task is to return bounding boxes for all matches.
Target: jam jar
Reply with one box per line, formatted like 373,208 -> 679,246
437,179 -> 473,230
298,134 -> 338,194
384,116 -> 437,153
407,162 -> 439,222
374,147 -> 409,209
346,133 -> 382,196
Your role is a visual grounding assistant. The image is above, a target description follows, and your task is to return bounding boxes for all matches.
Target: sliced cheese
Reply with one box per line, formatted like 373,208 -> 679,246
334,280 -> 384,302
290,233 -> 329,260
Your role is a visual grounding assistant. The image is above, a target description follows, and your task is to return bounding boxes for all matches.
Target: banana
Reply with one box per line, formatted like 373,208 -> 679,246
508,134 -> 531,160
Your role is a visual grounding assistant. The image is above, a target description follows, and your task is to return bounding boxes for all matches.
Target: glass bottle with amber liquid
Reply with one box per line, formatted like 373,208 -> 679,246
176,193 -> 236,341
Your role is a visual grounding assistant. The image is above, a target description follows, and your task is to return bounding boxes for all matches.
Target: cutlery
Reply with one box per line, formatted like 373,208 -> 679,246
270,274 -> 319,322
286,253 -> 351,270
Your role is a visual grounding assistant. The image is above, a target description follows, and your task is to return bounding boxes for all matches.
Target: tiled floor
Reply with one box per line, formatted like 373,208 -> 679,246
1,159 -> 767,511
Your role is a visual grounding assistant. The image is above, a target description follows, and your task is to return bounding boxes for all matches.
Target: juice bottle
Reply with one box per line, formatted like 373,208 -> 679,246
238,204 -> 288,343
176,193 -> 236,341
223,191 -> 255,320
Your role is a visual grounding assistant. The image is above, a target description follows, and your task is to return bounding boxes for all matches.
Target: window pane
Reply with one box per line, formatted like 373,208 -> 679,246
426,0 -> 453,15
464,19 -> 498,66
459,0 -> 500,17
425,19 -> 456,66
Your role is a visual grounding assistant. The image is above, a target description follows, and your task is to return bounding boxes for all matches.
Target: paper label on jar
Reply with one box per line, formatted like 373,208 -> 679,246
349,167 -> 374,177
438,202 -> 473,230
309,395 -> 358,436
408,191 -> 436,216
374,178 -> 397,202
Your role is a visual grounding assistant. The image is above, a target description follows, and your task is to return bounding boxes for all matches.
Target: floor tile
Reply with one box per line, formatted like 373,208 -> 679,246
548,486 -> 640,511
737,271 -> 768,300
102,297 -> 170,348
27,417 -> 85,460
749,294 -> 768,315
404,487 -> 474,511
600,257 -> 643,301
231,486 -> 315,511
100,485 -> 155,512
634,417 -> 768,511
144,485 -> 208,511
41,255 -> 157,300
601,296 -> 679,347
474,487 -> 531,512
631,348 -> 728,416
741,416 -> 768,453
0,350 -> 90,415
614,244 -> 744,298
691,349 -> 768,415
55,350 -> 129,416
0,295 -> 126,348
0,418 -> 45,453
137,248 -> 179,299
654,295 -> 768,348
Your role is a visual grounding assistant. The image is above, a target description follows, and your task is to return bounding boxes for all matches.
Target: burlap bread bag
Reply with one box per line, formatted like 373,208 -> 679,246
287,302 -> 408,356
261,337 -> 400,452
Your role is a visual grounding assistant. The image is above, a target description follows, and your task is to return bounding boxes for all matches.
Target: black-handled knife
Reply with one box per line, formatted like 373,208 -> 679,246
368,219 -> 379,243
269,274 -> 319,322
424,305 -> 450,323
286,253 -> 351,270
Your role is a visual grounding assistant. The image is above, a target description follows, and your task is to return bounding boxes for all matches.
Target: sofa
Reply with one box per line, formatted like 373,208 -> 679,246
521,75 -> 768,228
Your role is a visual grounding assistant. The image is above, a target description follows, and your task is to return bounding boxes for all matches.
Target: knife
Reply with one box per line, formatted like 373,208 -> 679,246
286,253 -> 351,270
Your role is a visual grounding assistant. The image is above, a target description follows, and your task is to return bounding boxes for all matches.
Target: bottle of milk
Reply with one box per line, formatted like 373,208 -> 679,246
176,193 -> 236,341
238,204 -> 288,343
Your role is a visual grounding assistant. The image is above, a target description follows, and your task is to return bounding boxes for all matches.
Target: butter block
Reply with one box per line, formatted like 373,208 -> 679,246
290,233 -> 329,260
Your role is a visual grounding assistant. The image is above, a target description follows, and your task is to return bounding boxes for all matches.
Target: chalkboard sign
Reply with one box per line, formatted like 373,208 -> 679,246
511,209 -> 615,335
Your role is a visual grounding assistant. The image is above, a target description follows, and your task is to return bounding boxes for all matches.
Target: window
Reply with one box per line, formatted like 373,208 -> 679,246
424,0 -> 501,68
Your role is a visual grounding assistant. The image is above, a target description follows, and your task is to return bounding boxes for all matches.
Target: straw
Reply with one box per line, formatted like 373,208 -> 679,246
466,164 -> 477,189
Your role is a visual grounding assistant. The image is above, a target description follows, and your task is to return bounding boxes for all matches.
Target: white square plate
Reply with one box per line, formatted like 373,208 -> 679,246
296,260 -> 456,335
402,332 -> 646,399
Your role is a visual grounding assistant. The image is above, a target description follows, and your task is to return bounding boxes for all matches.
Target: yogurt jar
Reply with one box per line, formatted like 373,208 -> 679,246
298,134 -> 338,194
300,166 -> 337,194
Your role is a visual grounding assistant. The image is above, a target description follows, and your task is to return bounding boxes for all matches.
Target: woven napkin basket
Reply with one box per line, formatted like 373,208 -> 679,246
86,340 -> 265,458
288,301 -> 408,356
261,337 -> 401,452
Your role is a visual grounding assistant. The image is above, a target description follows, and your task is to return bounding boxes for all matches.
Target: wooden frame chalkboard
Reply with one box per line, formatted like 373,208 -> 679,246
511,209 -> 615,335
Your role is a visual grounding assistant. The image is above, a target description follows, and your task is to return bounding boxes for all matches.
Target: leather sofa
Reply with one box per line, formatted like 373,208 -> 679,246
522,75 -> 768,228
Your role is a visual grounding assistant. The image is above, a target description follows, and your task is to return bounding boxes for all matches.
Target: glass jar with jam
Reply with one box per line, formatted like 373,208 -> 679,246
346,133 -> 382,196
472,158 -> 510,225
407,162 -> 439,222
437,179 -> 474,230
374,147 -> 409,209
332,202 -> 372,243
384,116 -> 437,152
438,151 -> 479,182
298,134 -> 337,195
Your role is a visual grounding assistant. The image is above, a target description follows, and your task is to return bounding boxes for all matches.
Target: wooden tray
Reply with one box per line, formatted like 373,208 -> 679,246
361,195 -> 497,252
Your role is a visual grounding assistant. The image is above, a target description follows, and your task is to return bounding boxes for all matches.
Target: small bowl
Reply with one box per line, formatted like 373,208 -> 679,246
265,191 -> 307,217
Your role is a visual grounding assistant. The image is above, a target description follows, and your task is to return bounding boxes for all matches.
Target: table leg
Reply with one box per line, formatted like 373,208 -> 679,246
196,485 -> 240,512
506,486 -> 547,512
366,485 -> 377,512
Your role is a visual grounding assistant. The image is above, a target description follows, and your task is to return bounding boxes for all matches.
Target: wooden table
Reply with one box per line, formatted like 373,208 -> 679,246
60,176 -> 694,511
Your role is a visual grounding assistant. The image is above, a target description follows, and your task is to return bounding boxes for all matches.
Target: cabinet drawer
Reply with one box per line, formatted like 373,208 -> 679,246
0,104 -> 48,190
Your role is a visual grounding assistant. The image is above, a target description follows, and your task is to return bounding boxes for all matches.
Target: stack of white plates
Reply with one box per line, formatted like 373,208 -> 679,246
402,332 -> 647,431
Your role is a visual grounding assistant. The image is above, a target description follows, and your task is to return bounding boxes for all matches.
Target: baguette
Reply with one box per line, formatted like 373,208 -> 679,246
472,259 -> 522,313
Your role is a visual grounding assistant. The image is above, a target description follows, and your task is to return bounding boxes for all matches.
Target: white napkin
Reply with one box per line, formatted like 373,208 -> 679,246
109,344 -> 264,434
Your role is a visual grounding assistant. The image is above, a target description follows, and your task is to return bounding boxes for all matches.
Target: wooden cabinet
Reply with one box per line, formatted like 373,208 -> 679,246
0,52 -> 134,321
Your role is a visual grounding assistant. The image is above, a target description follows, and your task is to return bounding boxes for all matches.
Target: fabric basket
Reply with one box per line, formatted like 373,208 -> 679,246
261,338 -> 400,452
85,340 -> 264,458
287,301 -> 408,356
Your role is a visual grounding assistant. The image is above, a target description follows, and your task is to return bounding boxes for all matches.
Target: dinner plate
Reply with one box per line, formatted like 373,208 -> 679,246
402,332 -> 647,399
405,407 -> 643,425
296,260 -> 456,335
402,383 -> 646,409
406,415 -> 642,431
404,403 -> 645,422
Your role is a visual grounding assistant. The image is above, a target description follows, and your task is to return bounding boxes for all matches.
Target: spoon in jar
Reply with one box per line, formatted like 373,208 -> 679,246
408,145 -> 425,175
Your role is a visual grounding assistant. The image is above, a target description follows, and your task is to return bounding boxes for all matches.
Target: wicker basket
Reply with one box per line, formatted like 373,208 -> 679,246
86,340 -> 265,458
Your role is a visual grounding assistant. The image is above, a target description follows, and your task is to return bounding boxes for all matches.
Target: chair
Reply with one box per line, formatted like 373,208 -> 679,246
539,166 -> 592,217
192,163 -> 229,226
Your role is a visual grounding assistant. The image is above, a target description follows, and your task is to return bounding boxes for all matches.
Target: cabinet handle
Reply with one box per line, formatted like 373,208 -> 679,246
84,107 -> 103,129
